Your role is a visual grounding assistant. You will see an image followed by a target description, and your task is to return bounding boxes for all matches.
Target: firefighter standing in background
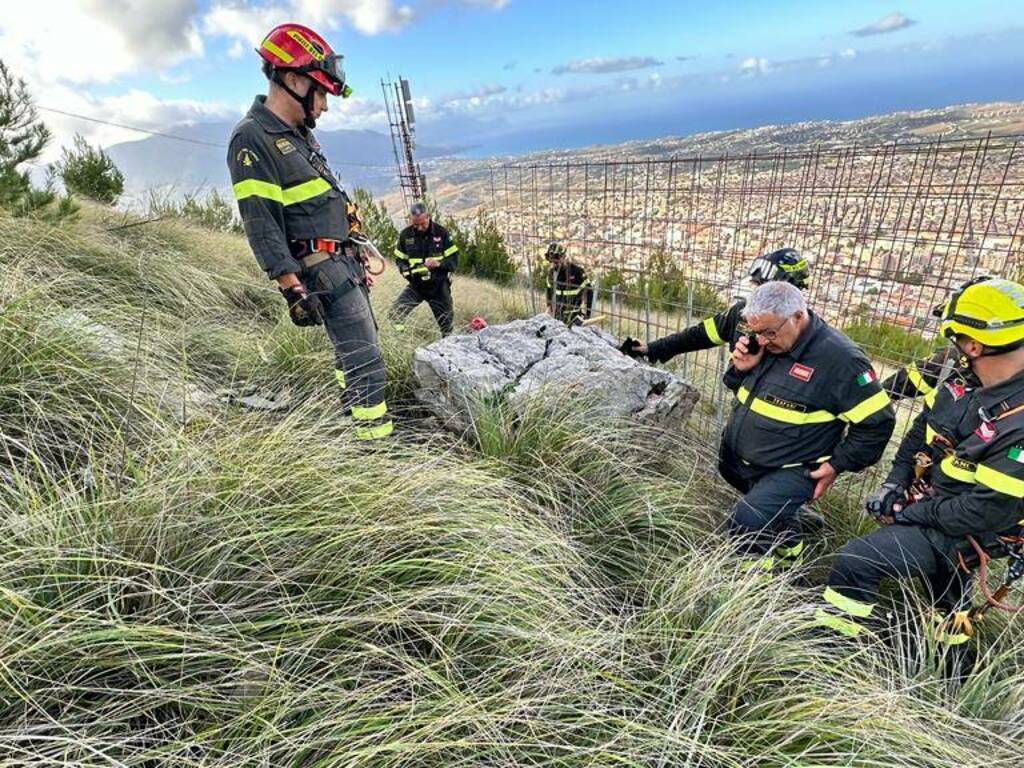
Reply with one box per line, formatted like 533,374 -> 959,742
816,278 -> 1024,646
227,23 -> 392,441
545,243 -> 593,326
390,202 -> 459,336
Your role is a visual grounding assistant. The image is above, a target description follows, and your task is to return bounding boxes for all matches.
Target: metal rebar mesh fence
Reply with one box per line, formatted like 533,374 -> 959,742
484,135 -> 1024,493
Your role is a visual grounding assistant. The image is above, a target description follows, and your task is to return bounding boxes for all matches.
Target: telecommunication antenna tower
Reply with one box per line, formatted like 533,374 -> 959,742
381,76 -> 426,211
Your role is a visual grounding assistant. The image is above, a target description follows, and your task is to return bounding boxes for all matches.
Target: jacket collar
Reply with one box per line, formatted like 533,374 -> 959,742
249,95 -> 302,136
979,365 -> 1024,416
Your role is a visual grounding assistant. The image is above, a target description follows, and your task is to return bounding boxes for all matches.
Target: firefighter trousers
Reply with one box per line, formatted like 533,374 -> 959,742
389,277 -> 454,336
828,524 -> 970,611
315,265 -> 391,441
720,445 -> 815,556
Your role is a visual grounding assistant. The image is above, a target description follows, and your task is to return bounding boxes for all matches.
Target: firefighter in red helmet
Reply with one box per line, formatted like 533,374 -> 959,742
227,23 -> 392,441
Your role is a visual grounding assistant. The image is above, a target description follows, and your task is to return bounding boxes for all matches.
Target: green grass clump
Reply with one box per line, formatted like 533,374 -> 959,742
843,318 -> 936,366
0,203 -> 1022,766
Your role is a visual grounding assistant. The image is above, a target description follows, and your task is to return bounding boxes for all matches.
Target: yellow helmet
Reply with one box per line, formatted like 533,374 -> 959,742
939,277 -> 1024,349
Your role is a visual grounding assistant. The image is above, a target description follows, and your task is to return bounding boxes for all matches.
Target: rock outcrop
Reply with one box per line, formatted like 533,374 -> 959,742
412,314 -> 700,432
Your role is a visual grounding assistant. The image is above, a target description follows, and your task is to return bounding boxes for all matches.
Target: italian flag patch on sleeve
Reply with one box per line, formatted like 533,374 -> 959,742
1009,447 -> 1024,463
856,370 -> 878,387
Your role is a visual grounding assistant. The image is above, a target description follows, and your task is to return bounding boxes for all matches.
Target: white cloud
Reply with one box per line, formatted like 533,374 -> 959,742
29,84 -> 237,164
851,12 -> 916,37
204,0 -> 414,43
738,57 -> 773,76
552,56 -> 664,75
315,95 -> 389,130
0,1 -> 203,84
840,47 -> 858,59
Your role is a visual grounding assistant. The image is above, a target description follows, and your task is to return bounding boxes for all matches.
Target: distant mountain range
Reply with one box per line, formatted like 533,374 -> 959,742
107,120 -> 455,200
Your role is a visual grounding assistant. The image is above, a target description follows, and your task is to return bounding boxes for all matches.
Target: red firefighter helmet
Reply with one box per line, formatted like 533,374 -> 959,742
257,23 -> 351,98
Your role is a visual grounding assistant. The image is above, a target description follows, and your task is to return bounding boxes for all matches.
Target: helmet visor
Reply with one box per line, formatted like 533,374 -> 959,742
748,257 -> 777,284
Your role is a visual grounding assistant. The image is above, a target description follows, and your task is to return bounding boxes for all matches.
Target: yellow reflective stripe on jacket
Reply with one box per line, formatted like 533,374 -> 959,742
554,286 -> 585,296
334,369 -> 346,390
736,386 -> 837,425
394,249 -> 410,259
703,316 -> 725,346
907,366 -> 935,396
823,586 -> 875,618
925,424 -> 937,444
924,387 -> 939,408
975,463 -> 1024,498
352,401 -> 388,422
281,177 -> 331,205
940,455 -> 976,484
840,389 -> 891,424
233,177 -> 331,206
443,245 -> 459,257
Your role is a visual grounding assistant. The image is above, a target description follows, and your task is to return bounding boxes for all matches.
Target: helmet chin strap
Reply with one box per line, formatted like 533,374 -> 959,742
273,71 -> 318,129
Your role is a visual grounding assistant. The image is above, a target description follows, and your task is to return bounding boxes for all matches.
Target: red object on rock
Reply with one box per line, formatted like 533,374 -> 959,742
469,315 -> 488,331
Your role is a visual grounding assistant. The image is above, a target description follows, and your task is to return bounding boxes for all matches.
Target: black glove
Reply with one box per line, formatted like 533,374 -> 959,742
619,336 -> 645,359
280,286 -> 323,327
865,481 -> 905,522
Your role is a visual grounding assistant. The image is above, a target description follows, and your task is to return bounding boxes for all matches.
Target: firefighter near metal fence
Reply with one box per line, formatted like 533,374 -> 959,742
544,243 -> 593,326
389,202 -> 459,336
626,246 -> 948,404
718,281 -> 897,572
816,277 -> 1024,650
628,247 -> 809,363
227,23 -> 392,442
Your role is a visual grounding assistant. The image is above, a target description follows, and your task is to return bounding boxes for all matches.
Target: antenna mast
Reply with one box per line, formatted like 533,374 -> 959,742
381,76 -> 426,211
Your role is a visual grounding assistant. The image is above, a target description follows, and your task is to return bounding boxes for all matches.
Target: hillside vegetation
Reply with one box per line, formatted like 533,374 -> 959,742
1,204 -> 1023,766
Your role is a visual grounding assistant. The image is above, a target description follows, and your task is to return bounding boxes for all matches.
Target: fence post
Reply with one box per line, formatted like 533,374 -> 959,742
528,253 -> 538,315
644,282 -> 652,344
610,286 -> 619,337
593,271 -> 602,326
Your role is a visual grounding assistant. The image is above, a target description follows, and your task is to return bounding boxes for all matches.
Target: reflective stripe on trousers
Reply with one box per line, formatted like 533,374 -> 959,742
322,285 -> 392,440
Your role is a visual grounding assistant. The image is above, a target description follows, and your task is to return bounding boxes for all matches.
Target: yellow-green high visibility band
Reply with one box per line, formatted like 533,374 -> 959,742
443,245 -> 459,256
233,177 -> 331,206
939,455 -> 976,484
976,463 -> 1024,498
840,389 -> 891,424
356,420 -> 394,440
823,586 -> 874,618
736,387 -> 837,425
281,177 -> 331,205
907,366 -> 934,396
924,387 -> 939,408
703,316 -> 725,346
352,401 -> 388,422
394,249 -> 410,259
334,369 -> 347,390
925,424 -> 937,445
814,607 -> 864,637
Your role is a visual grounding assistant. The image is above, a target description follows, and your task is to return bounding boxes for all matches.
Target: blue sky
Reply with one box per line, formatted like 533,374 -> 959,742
2,1 -> 1023,158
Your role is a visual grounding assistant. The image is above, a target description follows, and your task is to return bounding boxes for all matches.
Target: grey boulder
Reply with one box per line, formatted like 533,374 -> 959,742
412,314 -> 700,433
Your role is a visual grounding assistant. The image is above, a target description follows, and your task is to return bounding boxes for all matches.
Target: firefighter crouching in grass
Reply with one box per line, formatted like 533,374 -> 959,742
816,278 -> 1024,648
631,247 -> 809,363
721,281 -> 896,572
